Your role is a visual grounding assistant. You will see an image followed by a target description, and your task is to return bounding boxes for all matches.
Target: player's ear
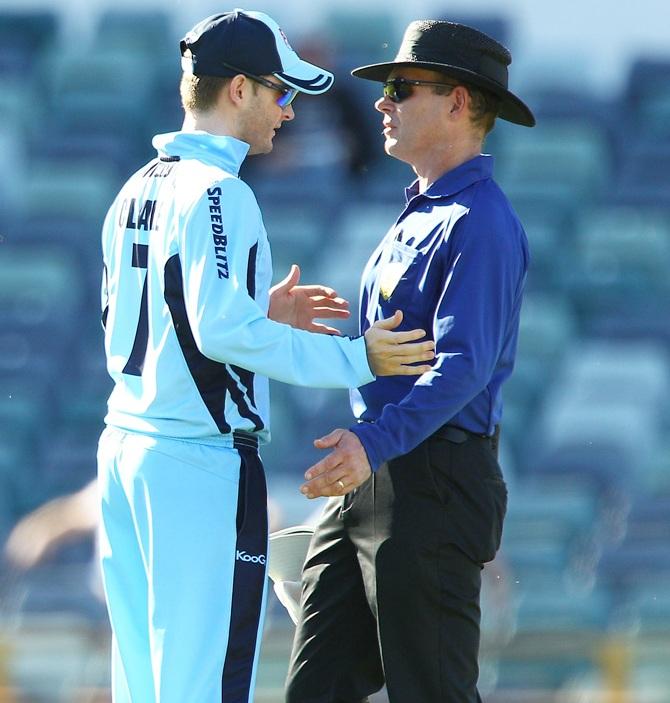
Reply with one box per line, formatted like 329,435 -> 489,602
448,85 -> 469,118
228,74 -> 248,106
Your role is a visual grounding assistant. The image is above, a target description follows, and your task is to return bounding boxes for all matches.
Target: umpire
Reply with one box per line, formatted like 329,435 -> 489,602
286,20 -> 535,703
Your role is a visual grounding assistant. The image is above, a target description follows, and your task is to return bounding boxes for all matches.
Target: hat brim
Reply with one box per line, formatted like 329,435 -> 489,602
352,61 -> 535,127
267,525 -> 314,583
275,58 -> 334,95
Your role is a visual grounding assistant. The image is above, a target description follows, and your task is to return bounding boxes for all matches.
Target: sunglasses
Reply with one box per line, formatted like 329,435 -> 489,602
382,77 -> 457,104
223,63 -> 298,108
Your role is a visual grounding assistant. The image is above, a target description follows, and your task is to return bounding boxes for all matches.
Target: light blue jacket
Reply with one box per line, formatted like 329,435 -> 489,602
101,130 -> 373,445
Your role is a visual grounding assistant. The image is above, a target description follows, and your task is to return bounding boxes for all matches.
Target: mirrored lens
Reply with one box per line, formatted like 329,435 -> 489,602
276,88 -> 298,108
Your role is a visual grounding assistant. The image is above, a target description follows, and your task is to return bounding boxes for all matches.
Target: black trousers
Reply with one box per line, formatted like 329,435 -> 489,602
285,426 -> 506,703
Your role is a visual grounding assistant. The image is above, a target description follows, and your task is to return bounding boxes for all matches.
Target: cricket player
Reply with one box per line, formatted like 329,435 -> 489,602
97,10 -> 435,703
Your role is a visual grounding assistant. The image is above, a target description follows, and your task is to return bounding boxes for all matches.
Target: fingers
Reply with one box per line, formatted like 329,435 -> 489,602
311,294 -> 349,308
304,294 -> 350,314
301,462 -> 373,499
391,362 -> 434,375
388,340 -> 435,358
301,473 -> 349,499
312,307 -> 351,320
307,322 -> 343,335
272,264 -> 300,293
377,340 -> 435,376
301,454 -> 342,495
287,264 -> 300,286
301,460 -> 354,498
301,431 -> 371,498
279,264 -> 300,288
313,429 -> 346,450
385,327 -> 430,344
372,310 -> 403,330
296,286 -> 339,299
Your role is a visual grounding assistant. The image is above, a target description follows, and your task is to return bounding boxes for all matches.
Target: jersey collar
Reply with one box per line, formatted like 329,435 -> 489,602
404,154 -> 494,203
152,131 -> 251,176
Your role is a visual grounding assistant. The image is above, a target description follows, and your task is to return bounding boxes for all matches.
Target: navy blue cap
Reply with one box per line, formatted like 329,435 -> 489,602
180,9 -> 334,94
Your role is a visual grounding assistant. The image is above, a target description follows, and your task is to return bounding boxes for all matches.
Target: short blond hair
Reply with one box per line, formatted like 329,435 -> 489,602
179,72 -> 230,114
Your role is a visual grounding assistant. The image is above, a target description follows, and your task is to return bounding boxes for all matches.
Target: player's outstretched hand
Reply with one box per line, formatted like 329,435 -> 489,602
268,264 -> 350,335
300,429 -> 371,499
364,310 -> 435,376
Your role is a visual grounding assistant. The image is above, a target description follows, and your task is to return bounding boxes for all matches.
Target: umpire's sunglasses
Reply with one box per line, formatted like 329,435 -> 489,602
382,77 -> 458,104
223,63 -> 298,108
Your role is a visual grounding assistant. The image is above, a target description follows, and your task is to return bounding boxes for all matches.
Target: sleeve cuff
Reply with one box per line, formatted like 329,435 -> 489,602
344,335 -> 375,386
349,422 -> 386,472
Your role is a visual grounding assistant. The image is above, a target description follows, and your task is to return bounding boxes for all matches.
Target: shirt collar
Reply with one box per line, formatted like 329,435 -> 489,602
151,131 -> 250,176
404,154 -> 494,203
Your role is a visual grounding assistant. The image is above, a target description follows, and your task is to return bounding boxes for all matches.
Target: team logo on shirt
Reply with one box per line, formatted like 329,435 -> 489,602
207,186 -> 229,279
379,261 -> 407,300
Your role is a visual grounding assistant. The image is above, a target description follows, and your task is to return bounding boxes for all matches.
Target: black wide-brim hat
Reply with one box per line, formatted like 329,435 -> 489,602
352,20 -> 535,127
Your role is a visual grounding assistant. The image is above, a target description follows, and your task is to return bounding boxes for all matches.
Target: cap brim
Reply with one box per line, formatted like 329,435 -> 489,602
352,61 -> 535,127
275,58 -> 334,95
267,525 -> 314,583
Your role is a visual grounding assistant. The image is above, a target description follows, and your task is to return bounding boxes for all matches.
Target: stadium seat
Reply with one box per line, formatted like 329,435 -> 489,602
494,656 -> 595,693
513,206 -> 571,294
598,542 -> 670,595
0,374 -> 56,438
30,131 -> 141,183
93,9 -> 176,58
46,48 -> 154,105
147,61 -> 185,136
0,118 -> 28,208
515,293 -> 578,368
20,160 -> 118,222
514,583 -> 612,634
503,293 -> 577,449
504,483 -> 598,546
0,10 -> 60,75
570,204 -> 670,300
622,494 -> 670,544
624,57 -> 670,121
584,297 -> 670,347
44,90 -> 152,160
612,140 -> 670,206
527,441 -> 636,508
0,245 -> 85,331
549,339 -> 670,411
0,425 -> 41,529
496,119 -> 612,205
325,9 -> 400,67
258,200 -> 340,276
625,583 -> 670,634
37,419 -> 101,502
57,343 -> 111,432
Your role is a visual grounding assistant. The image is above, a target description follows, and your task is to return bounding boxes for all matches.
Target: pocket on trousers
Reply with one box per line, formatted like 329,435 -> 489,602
482,477 -> 507,562
427,436 -> 508,564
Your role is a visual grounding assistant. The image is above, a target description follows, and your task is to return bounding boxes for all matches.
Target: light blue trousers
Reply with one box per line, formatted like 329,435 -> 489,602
97,428 -> 268,702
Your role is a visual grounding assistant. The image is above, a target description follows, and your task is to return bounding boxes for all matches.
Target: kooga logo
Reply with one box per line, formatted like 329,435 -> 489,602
236,550 -> 266,565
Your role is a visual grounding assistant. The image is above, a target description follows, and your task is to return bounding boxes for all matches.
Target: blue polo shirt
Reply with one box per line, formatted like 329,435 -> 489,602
349,154 -> 529,471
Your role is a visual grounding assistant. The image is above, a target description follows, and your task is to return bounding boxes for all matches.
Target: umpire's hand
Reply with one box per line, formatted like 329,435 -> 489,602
300,429 -> 370,499
364,310 -> 435,376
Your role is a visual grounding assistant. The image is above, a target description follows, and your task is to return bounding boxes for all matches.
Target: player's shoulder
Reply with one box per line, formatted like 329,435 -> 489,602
467,178 -> 524,234
177,161 -> 258,210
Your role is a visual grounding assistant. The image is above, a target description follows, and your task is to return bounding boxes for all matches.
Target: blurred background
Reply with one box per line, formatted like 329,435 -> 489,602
0,0 -> 669,701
